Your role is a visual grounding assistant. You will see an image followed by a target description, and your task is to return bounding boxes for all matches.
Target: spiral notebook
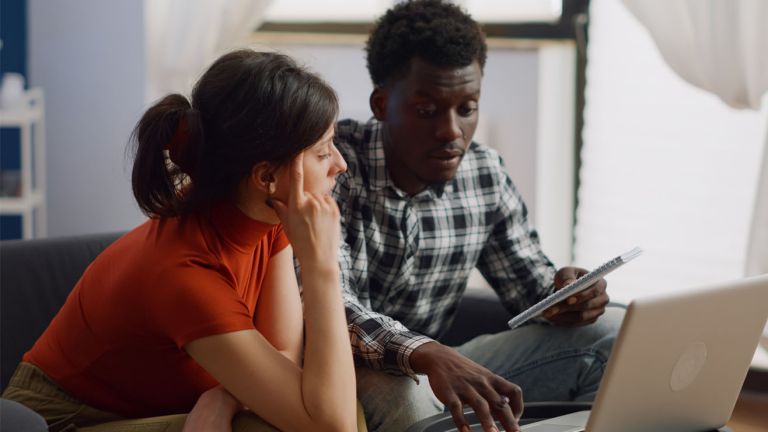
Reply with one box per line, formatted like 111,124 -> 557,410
507,247 -> 643,329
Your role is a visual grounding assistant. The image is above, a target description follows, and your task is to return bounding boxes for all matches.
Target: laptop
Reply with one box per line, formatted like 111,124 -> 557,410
407,274 -> 768,432
520,273 -> 768,432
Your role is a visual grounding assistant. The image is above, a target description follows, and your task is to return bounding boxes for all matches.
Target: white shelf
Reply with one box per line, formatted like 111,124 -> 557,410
0,191 -> 44,212
0,88 -> 46,239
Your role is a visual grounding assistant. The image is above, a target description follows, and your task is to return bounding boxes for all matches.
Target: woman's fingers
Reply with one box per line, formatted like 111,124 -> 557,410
288,152 -> 305,206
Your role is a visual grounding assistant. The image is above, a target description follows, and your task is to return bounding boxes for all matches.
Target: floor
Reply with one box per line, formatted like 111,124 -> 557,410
727,390 -> 768,431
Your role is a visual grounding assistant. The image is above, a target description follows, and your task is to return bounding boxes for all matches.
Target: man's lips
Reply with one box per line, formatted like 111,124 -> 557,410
428,149 -> 464,160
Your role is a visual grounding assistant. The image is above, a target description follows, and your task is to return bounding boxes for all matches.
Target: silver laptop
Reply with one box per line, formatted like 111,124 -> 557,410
522,273 -> 768,432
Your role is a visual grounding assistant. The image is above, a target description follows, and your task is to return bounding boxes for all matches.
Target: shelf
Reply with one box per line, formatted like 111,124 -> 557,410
0,87 -> 46,239
0,88 -> 44,125
0,191 -> 44,212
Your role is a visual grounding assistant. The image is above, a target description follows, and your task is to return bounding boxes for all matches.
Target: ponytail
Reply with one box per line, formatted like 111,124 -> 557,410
130,94 -> 201,217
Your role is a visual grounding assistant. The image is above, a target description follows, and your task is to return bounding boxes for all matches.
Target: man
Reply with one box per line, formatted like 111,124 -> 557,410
333,1 -> 623,431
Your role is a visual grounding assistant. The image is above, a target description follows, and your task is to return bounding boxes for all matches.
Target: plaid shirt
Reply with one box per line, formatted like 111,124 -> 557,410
333,118 -> 556,378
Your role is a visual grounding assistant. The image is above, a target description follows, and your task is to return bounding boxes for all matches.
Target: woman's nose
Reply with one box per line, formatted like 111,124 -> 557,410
332,146 -> 347,175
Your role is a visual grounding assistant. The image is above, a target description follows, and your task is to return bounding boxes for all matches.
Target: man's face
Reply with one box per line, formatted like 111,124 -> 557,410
373,57 -> 482,195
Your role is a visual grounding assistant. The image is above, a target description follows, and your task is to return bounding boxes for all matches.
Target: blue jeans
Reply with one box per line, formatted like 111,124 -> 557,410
356,306 -> 625,432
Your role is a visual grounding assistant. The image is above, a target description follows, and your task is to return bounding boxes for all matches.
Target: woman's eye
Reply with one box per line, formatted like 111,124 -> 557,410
319,153 -> 332,160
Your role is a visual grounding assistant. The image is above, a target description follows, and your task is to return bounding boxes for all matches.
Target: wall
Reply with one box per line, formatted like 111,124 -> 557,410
28,0 -> 146,237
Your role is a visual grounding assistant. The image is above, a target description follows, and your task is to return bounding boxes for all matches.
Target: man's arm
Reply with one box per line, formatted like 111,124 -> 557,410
338,224 -> 433,378
338,223 -> 526,430
328,157 -> 433,377
477,154 -> 609,326
476,155 -> 558,315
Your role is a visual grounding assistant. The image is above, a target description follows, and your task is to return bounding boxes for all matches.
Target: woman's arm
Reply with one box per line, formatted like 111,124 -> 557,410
183,248 -> 311,432
184,302 -> 353,432
185,154 -> 356,432
253,246 -> 303,365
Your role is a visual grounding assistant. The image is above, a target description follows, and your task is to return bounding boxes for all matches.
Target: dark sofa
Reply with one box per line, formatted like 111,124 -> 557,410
0,231 -> 513,391
0,232 -> 597,430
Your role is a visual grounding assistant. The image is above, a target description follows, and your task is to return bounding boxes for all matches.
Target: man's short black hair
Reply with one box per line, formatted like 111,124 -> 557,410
366,0 -> 487,87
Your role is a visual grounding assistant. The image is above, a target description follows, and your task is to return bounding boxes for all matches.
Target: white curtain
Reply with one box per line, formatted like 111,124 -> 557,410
145,0 -> 273,103
622,0 -> 768,356
621,0 -> 768,274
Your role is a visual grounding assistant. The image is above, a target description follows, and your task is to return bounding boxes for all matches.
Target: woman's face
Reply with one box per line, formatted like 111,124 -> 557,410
274,125 -> 347,198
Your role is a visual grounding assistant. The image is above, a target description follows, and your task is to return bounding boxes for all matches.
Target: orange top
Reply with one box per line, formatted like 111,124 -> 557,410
24,201 -> 290,418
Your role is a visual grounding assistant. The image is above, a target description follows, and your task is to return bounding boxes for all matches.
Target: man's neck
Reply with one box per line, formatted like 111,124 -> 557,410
381,129 -> 427,196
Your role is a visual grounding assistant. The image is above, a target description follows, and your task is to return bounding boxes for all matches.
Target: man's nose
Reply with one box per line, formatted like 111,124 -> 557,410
435,111 -> 462,143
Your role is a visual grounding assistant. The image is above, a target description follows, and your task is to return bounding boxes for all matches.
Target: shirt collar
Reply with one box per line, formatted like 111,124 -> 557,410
210,200 -> 277,253
365,120 -> 390,193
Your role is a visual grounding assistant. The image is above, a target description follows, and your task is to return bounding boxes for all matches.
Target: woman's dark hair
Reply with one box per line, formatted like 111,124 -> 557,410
130,50 -> 338,217
366,0 -> 487,87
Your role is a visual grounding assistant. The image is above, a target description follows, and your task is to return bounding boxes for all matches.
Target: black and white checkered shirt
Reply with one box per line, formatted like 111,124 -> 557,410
334,118 -> 556,377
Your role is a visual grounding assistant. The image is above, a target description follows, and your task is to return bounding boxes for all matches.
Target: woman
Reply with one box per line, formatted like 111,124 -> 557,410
2,50 -> 357,432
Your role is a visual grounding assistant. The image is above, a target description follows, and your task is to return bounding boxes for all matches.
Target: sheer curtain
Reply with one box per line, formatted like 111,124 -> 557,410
620,0 -> 768,361
574,0 -> 766,301
145,0 -> 273,103
621,0 -> 768,274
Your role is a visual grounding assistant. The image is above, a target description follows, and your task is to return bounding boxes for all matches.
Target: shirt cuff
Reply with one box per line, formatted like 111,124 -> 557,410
388,331 -> 434,382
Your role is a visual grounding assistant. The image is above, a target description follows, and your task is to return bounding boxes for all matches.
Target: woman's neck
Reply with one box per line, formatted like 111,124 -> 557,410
232,184 -> 280,225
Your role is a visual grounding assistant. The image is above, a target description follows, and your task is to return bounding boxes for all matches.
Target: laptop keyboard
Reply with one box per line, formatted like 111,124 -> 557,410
519,425 -> 584,432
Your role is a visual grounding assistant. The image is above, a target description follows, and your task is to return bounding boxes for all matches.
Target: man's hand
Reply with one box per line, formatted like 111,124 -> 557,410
410,342 -> 523,432
543,266 -> 609,326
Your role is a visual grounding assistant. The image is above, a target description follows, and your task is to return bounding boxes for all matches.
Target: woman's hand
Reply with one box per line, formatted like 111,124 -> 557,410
183,385 -> 242,432
270,153 -> 340,268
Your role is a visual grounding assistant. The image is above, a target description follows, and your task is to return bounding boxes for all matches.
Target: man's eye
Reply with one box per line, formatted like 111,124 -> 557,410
416,106 -> 436,117
458,105 -> 478,117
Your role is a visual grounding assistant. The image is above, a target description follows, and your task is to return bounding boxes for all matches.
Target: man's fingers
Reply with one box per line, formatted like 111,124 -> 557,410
554,268 -> 578,287
548,308 -> 605,326
480,386 -> 521,432
581,292 -> 609,310
492,401 -> 520,432
444,396 -> 470,432
544,287 -> 598,317
566,281 -> 605,305
463,390 -> 496,432
494,379 -> 524,423
555,267 -> 588,286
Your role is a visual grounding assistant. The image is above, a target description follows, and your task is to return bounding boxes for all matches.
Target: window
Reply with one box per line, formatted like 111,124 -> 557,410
262,0 -> 563,24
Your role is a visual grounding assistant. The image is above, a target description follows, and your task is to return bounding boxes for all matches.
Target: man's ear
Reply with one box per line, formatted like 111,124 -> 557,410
250,161 -> 276,194
370,87 -> 388,121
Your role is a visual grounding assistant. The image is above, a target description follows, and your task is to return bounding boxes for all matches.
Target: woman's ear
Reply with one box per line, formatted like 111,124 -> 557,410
250,162 -> 277,194
370,87 -> 388,121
